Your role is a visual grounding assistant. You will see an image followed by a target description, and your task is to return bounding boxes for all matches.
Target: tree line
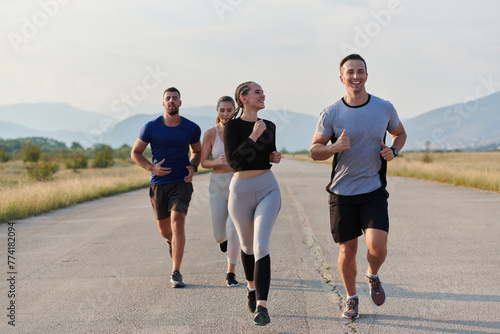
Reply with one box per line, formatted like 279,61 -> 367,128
0,137 -> 148,181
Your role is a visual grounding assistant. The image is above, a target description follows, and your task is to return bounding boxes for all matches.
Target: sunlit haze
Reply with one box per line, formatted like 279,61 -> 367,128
1,0 -> 499,119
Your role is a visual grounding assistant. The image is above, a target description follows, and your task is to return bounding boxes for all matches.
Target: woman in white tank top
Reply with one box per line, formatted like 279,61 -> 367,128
200,96 -> 241,287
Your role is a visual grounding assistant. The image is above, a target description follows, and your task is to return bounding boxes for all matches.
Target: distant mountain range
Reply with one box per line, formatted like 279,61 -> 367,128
403,92 -> 500,150
0,102 -> 319,151
1,92 -> 500,151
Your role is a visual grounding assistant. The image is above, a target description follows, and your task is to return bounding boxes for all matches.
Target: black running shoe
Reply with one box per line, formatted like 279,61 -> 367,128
219,240 -> 228,252
226,273 -> 239,287
167,240 -> 172,258
170,270 -> 185,288
247,289 -> 256,313
253,305 -> 270,326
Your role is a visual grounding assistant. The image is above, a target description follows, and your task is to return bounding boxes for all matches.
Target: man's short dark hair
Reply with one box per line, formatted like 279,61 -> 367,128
164,87 -> 181,99
339,54 -> 367,73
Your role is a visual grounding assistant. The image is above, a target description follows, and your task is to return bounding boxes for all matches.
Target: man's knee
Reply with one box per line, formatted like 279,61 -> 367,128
366,229 -> 388,255
157,218 -> 171,239
171,212 -> 186,233
339,239 -> 358,258
368,242 -> 387,257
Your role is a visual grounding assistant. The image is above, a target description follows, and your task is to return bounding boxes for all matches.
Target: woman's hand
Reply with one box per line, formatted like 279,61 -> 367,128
270,151 -> 282,164
215,153 -> 227,166
249,119 -> 267,142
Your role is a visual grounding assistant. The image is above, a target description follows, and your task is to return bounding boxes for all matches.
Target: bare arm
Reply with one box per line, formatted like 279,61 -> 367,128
310,129 -> 351,161
200,129 -> 226,169
380,122 -> 407,161
184,140 -> 202,182
388,122 -> 407,152
131,138 -> 170,176
189,141 -> 202,167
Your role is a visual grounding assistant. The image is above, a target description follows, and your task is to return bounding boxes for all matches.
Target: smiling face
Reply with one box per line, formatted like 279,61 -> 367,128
241,82 -> 265,111
217,101 -> 235,124
339,59 -> 368,94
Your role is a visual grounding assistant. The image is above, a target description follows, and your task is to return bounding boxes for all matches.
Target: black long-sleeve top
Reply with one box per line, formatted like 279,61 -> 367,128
224,118 -> 277,172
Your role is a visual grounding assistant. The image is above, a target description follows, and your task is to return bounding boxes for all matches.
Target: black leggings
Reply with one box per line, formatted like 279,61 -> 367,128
241,252 -> 271,301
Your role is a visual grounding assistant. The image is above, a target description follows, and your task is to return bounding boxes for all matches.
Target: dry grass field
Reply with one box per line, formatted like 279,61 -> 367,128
0,160 -> 150,223
289,151 -> 500,193
1,152 -> 499,223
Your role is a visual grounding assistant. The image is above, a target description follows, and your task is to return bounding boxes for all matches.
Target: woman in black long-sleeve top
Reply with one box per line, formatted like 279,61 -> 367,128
224,81 -> 282,326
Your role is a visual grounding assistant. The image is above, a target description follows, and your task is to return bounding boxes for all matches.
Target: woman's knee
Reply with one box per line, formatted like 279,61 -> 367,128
240,244 -> 253,255
254,244 -> 270,261
213,231 -> 226,243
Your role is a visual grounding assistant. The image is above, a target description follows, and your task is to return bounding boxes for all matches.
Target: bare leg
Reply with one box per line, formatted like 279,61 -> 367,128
228,261 -> 236,274
338,238 -> 359,296
157,217 -> 172,242
170,211 -> 186,272
365,228 -> 388,275
157,213 -> 186,271
257,300 -> 267,308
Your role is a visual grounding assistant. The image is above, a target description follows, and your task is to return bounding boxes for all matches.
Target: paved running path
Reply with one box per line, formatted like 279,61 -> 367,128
1,158 -> 499,333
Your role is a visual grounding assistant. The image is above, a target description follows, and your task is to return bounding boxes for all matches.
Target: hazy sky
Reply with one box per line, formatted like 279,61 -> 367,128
1,0 -> 499,120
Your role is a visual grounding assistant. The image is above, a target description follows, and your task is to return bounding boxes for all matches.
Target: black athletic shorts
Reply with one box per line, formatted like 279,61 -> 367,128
149,182 -> 194,220
329,187 -> 389,243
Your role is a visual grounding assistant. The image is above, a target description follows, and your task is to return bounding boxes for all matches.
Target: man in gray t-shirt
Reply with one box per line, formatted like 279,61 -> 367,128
310,54 -> 407,320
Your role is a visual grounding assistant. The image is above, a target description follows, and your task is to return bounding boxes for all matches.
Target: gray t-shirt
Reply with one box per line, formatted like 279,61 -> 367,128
315,95 -> 400,196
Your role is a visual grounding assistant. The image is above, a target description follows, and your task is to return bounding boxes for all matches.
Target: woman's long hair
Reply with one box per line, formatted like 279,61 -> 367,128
231,81 -> 253,120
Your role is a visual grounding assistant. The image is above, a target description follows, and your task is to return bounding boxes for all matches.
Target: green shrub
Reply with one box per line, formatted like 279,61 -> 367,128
23,142 -> 41,162
26,160 -> 59,181
0,148 -> 10,162
93,144 -> 115,168
114,144 -> 132,160
65,151 -> 88,170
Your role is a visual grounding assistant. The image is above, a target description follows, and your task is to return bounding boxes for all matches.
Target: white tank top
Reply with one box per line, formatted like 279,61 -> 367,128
211,128 -> 226,163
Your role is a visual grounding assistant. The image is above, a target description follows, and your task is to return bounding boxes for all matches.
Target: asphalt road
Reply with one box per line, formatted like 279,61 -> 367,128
1,158 -> 499,334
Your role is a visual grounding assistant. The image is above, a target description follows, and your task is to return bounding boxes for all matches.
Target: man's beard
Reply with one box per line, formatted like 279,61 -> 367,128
167,107 -> 179,115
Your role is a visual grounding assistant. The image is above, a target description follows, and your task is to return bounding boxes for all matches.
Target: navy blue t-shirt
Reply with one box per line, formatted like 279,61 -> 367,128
139,116 -> 201,185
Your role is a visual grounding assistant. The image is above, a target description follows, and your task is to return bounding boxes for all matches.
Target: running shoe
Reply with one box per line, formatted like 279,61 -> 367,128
365,274 -> 386,306
342,297 -> 359,319
170,270 -> 185,288
219,240 -> 228,253
253,305 -> 270,326
226,273 -> 239,287
167,240 -> 172,258
247,289 -> 256,312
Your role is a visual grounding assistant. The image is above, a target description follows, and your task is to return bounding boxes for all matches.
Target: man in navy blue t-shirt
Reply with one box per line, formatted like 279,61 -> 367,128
131,87 -> 201,288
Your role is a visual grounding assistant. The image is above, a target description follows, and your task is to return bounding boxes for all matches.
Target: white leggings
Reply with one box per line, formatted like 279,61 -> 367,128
209,172 -> 240,264
228,170 -> 281,261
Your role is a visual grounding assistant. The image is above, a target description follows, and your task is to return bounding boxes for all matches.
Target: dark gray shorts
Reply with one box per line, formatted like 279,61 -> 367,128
329,187 -> 389,243
149,182 -> 193,220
